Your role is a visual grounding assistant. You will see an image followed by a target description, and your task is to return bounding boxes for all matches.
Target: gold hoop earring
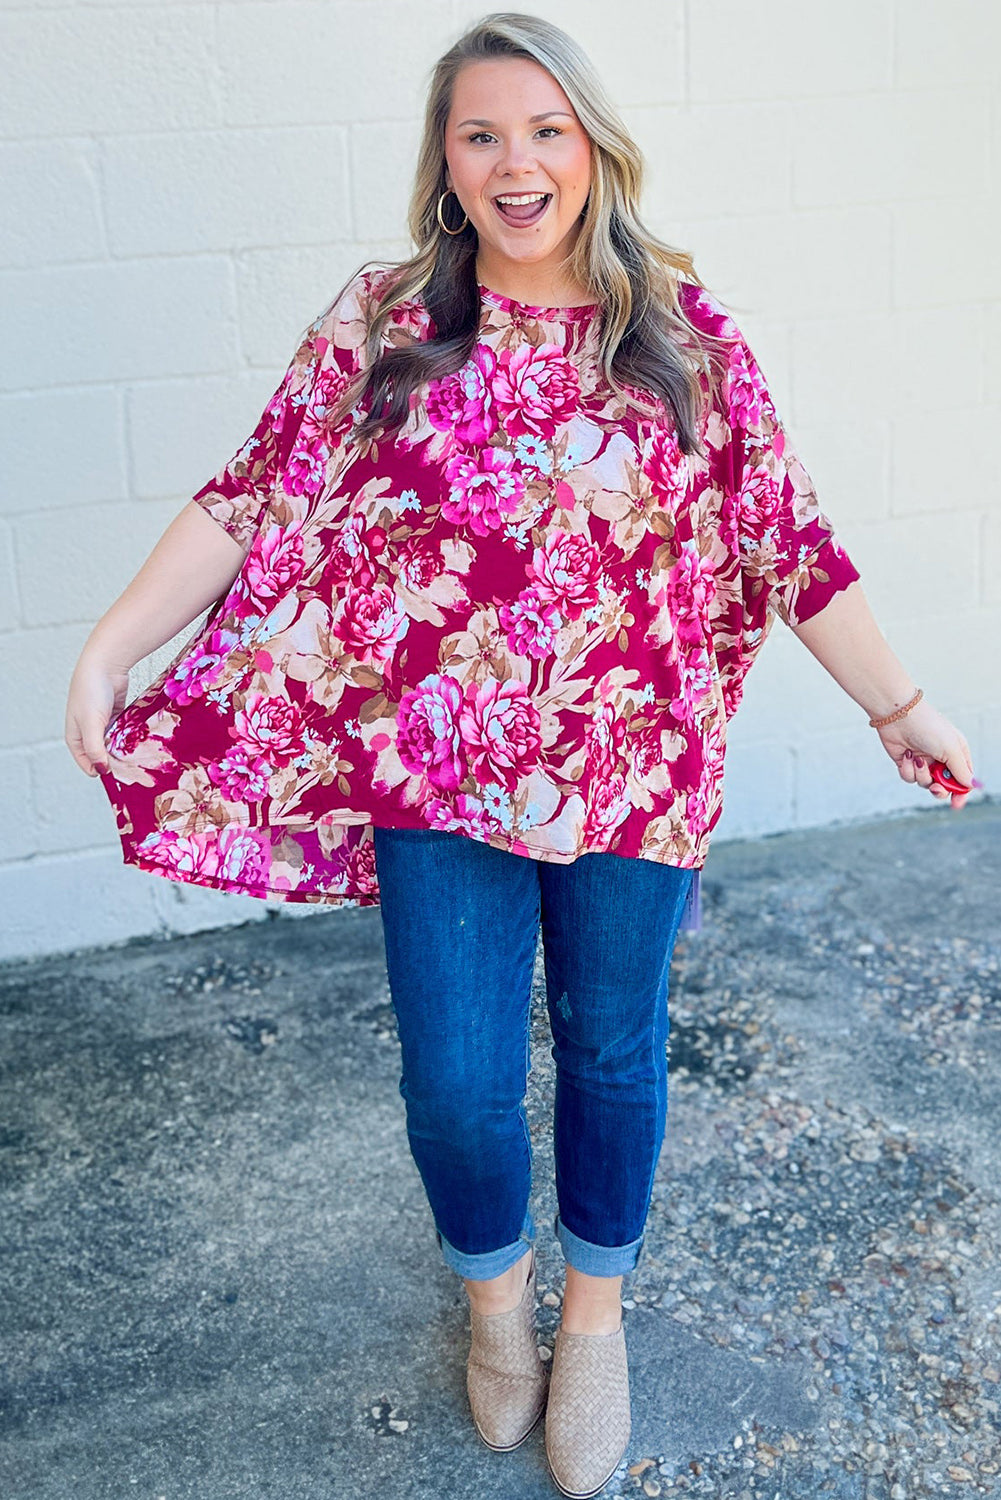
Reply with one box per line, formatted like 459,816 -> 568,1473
436,189 -> 469,236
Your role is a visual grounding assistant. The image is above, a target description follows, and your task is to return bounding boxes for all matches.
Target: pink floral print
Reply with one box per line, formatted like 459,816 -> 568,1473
426,344 -> 498,444
442,447 -> 524,534
460,676 -> 543,790
98,266 -> 860,906
529,530 -> 605,620
491,341 -> 581,437
397,674 -> 466,792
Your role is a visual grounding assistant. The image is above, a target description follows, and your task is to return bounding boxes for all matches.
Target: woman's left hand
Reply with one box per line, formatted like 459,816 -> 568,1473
876,698 -> 976,808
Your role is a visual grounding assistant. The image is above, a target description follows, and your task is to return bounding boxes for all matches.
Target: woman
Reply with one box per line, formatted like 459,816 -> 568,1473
65,12 -> 975,1498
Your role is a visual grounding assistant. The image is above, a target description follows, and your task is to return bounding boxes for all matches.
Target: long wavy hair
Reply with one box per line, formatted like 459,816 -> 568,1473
329,11 -> 737,458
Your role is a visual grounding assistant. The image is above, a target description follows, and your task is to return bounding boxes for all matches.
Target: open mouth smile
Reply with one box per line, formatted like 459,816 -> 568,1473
491,191 -> 552,227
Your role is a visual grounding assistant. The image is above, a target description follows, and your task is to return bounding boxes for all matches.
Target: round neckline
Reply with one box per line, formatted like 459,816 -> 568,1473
476,281 -> 600,322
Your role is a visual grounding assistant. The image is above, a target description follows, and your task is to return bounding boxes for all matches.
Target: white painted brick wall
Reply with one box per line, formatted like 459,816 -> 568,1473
102,129 -> 352,257
0,387 -> 128,515
687,1 -> 895,100
15,500 -> 181,629
0,520 -> 17,633
1,0 -> 997,960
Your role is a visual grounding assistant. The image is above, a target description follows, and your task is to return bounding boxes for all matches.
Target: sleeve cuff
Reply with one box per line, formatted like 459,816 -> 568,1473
769,536 -> 861,627
190,489 -> 259,552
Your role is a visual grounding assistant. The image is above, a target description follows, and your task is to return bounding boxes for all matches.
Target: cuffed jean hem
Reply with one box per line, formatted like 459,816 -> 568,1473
436,1208 -> 536,1280
554,1212 -> 645,1277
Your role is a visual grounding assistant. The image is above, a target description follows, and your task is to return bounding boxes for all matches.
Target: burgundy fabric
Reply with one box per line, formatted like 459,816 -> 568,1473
98,267 -> 860,909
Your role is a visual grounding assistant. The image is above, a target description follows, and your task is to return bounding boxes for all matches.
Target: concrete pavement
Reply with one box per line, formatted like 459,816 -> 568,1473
1,801 -> 999,1499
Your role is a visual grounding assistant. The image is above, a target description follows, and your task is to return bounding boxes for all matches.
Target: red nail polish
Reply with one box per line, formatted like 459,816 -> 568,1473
914,757 -> 925,768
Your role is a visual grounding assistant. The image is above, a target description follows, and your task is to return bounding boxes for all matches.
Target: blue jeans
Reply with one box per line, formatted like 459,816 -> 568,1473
371,826 -> 694,1281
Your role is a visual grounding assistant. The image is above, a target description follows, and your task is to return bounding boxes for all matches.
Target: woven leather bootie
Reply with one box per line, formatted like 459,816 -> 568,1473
466,1248 -> 550,1451
545,1322 -> 631,1498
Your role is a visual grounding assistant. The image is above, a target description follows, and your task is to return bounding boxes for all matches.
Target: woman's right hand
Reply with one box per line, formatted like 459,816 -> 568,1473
65,652 -> 131,777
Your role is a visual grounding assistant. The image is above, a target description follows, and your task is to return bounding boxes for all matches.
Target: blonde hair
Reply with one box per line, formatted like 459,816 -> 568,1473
332,11 -> 736,456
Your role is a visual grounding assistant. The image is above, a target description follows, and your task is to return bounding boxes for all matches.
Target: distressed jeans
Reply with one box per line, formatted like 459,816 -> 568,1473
371,825 -> 695,1280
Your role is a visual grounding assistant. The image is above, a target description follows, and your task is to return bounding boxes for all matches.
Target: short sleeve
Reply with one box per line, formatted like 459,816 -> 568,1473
189,317 -> 329,551
189,265 -> 396,548
722,327 -> 861,628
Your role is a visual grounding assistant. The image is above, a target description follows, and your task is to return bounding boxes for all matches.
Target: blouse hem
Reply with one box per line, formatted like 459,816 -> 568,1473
119,845 -> 377,908
111,821 -> 704,910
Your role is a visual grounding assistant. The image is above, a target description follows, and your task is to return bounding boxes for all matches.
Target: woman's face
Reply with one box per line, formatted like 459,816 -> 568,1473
443,57 -> 593,287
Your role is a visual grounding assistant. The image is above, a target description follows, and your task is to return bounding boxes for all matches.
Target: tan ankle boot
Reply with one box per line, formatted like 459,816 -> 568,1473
545,1322 -> 631,1497
466,1249 -> 550,1451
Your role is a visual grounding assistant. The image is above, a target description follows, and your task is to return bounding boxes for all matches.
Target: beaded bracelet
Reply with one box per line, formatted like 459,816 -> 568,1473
868,688 -> 923,729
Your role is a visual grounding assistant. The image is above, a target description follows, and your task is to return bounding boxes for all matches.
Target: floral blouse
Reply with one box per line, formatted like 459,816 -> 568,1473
98,265 -> 860,914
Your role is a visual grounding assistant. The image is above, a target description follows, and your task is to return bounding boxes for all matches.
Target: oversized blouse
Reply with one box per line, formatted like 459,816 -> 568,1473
97,264 -> 860,914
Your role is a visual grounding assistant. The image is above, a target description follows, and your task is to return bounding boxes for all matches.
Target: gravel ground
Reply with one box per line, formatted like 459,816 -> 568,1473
0,801 -> 998,1499
522,803 -> 1001,1499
